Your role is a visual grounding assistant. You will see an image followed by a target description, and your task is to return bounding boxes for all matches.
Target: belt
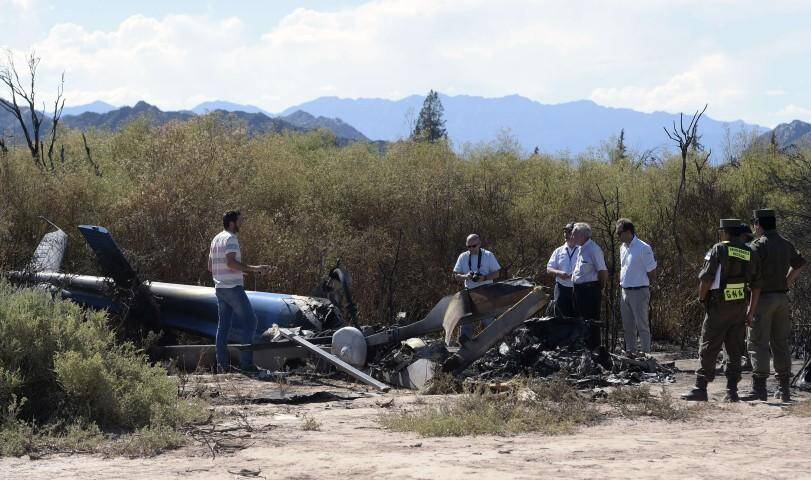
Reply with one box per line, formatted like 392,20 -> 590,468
575,281 -> 600,287
622,286 -> 649,290
762,290 -> 788,295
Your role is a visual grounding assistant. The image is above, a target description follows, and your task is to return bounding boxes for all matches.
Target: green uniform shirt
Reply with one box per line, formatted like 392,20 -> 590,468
750,230 -> 806,293
699,240 -> 760,299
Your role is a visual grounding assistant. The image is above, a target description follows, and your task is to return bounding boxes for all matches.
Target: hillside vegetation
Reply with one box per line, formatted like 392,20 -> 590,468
1,117 -> 809,347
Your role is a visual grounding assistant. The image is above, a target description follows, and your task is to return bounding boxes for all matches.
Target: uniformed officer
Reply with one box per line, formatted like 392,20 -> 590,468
682,219 -> 761,402
742,209 -> 806,402
740,223 -> 754,244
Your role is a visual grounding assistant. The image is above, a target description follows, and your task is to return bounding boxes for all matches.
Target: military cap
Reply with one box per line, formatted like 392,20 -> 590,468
718,218 -> 743,229
752,208 -> 776,220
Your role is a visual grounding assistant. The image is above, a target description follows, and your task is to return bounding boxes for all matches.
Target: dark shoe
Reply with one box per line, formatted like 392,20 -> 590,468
741,376 -> 768,401
681,377 -> 708,401
775,376 -> 792,402
724,376 -> 740,402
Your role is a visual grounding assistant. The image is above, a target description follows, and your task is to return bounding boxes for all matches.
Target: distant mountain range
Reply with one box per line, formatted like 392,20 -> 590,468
757,120 -> 811,149
191,100 -> 268,116
0,100 -> 368,145
61,100 -> 118,116
4,94 -> 810,156
281,94 -> 770,157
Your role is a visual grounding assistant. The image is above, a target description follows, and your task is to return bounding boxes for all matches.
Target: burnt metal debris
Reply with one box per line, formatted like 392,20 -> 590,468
366,314 -> 676,390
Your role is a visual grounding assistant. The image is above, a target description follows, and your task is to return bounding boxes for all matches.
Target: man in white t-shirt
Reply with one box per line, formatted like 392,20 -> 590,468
453,233 -> 501,341
616,218 -> 657,354
208,210 -> 270,373
546,222 -> 579,317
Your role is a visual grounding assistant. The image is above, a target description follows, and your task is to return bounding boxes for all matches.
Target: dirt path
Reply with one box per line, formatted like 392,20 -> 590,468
2,364 -> 810,480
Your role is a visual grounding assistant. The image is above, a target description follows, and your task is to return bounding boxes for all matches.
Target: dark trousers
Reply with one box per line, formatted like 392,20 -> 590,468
554,283 -> 576,318
697,295 -> 746,383
573,282 -> 601,320
573,282 -> 602,348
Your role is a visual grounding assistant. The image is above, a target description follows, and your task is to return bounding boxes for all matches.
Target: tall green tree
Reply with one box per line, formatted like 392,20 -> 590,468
411,90 -> 447,142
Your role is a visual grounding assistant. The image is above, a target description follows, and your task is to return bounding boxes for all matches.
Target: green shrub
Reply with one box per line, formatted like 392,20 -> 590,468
0,282 -> 207,456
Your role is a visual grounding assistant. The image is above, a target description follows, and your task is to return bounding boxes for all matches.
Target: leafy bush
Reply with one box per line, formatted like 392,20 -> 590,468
0,282 -> 206,456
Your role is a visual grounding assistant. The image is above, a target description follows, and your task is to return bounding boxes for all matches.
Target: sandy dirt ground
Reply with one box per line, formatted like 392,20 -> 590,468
2,358 -> 810,480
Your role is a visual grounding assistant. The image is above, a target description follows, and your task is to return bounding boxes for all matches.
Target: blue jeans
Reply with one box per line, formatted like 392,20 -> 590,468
215,286 -> 258,370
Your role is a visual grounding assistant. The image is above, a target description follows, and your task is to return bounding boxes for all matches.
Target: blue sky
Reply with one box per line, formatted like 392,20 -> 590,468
1,0 -> 809,127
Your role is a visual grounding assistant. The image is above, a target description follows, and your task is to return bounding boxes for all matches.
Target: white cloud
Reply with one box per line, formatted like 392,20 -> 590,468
2,0 -> 809,125
590,55 -> 750,119
765,89 -> 787,97
771,104 -> 811,124
0,0 -> 35,11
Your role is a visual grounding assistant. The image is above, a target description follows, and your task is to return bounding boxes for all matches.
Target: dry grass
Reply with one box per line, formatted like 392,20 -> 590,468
420,372 -> 464,395
607,385 -> 696,421
380,376 -> 601,437
381,377 -> 703,438
301,415 -> 322,432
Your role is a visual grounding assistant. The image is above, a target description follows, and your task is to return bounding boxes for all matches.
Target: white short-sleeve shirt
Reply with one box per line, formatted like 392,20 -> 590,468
546,244 -> 579,287
572,239 -> 608,284
619,236 -> 657,288
454,248 -> 501,289
209,230 -> 244,288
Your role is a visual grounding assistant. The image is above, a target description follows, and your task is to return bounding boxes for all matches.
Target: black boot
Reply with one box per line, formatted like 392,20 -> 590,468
723,376 -> 740,402
741,376 -> 767,401
681,376 -> 708,401
775,375 -> 792,402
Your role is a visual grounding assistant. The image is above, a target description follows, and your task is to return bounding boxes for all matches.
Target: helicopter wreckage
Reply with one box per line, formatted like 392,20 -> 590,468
6,221 -> 684,392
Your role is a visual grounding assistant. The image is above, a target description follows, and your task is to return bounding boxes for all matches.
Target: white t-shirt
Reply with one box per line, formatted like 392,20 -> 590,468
546,244 -> 579,287
572,239 -> 608,284
454,248 -> 501,289
209,230 -> 244,288
619,236 -> 657,288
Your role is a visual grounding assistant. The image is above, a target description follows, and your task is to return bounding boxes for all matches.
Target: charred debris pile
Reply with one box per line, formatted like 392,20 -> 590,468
366,315 -> 677,390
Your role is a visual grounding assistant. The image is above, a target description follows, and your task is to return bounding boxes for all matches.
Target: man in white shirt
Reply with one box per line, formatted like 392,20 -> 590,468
208,210 -> 270,373
453,233 -> 501,341
546,222 -> 579,317
571,222 -> 608,348
616,218 -> 657,354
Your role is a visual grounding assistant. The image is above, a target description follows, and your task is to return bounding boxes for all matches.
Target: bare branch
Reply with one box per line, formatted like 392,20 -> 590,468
46,72 -> 66,167
0,50 -> 63,168
82,132 -> 102,177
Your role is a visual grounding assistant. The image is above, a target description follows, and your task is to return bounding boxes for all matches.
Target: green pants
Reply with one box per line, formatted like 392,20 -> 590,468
697,296 -> 746,383
748,293 -> 792,379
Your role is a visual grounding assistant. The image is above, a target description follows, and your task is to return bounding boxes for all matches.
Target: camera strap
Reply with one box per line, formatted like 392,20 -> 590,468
468,249 -> 484,273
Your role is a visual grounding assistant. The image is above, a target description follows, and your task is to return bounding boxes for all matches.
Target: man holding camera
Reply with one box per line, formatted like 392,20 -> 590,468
453,233 -> 501,342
